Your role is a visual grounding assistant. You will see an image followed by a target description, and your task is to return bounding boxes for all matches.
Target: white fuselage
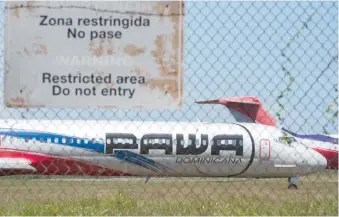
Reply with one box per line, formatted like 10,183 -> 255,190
0,119 -> 327,178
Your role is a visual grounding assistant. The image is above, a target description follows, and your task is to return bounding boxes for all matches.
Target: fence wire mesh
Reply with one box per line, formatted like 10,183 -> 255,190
0,0 -> 338,216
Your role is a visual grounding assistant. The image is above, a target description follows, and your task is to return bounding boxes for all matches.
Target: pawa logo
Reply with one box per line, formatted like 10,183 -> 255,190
105,133 -> 244,156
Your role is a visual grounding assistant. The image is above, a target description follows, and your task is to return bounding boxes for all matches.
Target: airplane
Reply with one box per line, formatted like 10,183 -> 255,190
196,96 -> 338,170
0,105 -> 328,189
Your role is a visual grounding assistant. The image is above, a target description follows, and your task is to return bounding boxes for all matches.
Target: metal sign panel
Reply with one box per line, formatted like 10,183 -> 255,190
4,1 -> 184,109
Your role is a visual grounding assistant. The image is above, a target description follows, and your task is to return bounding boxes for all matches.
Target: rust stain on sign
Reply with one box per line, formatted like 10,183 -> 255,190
32,43 -> 47,55
9,97 -> 25,105
89,40 -> 105,57
151,35 -> 177,77
8,96 -> 46,108
147,78 -> 179,100
95,71 -> 104,76
26,0 -> 36,13
89,39 -> 120,57
149,1 -> 184,103
134,67 -> 151,78
107,48 -> 115,55
124,44 -> 145,56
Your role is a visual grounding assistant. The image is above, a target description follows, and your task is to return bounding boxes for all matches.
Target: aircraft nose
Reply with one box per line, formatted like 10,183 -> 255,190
311,147 -> 338,170
307,149 -> 328,171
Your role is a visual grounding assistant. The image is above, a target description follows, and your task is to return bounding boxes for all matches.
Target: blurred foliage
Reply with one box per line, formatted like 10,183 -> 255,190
278,12 -> 338,135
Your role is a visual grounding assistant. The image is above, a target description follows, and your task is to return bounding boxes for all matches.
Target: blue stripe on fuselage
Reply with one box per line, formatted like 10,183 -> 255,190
0,129 -> 105,152
282,127 -> 338,144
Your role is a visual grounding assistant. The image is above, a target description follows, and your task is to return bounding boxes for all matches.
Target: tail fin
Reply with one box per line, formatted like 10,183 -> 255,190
196,96 -> 277,126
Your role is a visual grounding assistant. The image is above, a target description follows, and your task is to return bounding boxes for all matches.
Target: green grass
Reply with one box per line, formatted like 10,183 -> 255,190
0,172 -> 338,216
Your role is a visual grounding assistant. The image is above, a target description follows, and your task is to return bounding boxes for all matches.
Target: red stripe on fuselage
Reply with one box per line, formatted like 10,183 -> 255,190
0,148 -> 132,176
312,147 -> 338,170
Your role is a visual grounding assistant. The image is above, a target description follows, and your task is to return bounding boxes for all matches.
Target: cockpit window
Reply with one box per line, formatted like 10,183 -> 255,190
278,136 -> 297,145
276,131 -> 298,145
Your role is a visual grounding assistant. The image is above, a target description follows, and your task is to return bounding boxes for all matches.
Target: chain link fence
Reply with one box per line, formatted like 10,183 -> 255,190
0,0 -> 338,216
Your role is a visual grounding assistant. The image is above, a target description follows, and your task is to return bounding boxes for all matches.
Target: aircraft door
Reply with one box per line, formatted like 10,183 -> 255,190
259,139 -> 271,160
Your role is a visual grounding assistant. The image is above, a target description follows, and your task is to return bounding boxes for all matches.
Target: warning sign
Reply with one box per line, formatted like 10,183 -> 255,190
4,1 -> 184,108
